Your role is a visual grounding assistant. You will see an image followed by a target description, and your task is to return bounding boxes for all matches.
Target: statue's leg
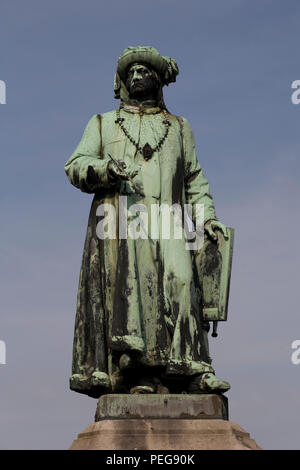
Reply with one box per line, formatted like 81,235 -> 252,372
158,238 -> 210,374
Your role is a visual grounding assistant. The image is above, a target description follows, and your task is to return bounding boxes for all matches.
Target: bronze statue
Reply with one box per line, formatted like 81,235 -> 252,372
65,46 -> 233,398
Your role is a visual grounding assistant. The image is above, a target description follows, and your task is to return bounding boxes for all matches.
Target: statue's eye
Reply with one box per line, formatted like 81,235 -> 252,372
136,68 -> 147,76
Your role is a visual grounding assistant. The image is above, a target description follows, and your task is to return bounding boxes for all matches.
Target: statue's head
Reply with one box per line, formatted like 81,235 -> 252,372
114,46 -> 179,107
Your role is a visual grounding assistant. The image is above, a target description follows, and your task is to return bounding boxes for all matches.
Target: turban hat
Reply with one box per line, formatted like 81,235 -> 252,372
114,46 -> 179,101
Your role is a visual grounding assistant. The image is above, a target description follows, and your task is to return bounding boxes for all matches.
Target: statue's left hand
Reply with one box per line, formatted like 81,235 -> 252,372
204,219 -> 228,241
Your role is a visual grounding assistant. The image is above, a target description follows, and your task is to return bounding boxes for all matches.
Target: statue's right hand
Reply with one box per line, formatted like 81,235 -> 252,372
107,159 -> 129,182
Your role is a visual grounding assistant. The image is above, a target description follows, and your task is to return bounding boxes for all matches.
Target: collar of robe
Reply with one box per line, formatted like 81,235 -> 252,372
120,100 -> 163,115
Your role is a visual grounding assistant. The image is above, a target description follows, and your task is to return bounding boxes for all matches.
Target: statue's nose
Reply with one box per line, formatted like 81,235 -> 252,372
132,70 -> 142,82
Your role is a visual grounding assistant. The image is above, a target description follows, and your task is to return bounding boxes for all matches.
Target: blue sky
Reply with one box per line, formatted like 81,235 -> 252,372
0,0 -> 300,449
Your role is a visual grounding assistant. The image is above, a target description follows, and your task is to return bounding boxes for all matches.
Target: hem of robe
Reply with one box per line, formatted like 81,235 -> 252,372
69,361 -> 215,397
110,336 -> 215,375
165,359 -> 214,376
110,335 -> 145,352
70,372 -> 111,398
136,352 -> 214,376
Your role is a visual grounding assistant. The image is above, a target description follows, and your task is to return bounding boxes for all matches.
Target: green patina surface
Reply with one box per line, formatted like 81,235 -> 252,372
65,46 -> 233,398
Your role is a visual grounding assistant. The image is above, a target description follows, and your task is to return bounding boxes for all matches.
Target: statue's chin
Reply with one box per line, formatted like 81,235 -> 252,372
129,84 -> 155,101
130,90 -> 147,100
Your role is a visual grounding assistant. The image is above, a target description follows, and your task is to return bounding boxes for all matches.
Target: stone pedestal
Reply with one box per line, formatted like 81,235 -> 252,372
69,394 -> 261,450
95,393 -> 228,421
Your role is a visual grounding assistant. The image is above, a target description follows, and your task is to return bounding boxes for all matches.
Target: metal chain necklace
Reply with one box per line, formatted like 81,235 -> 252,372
115,108 -> 171,160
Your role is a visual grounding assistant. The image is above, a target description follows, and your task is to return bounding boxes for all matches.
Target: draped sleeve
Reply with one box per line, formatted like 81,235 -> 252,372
64,114 -> 115,193
182,117 -> 217,224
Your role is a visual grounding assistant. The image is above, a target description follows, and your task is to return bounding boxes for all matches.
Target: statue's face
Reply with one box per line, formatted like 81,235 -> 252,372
126,63 -> 158,100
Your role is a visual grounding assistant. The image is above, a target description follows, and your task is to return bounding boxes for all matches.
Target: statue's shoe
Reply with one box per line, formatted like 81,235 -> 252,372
188,372 -> 230,394
129,376 -> 169,394
130,385 -> 155,394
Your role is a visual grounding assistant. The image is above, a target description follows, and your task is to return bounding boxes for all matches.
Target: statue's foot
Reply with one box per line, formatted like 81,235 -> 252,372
188,372 -> 230,394
130,385 -> 155,394
129,376 -> 169,394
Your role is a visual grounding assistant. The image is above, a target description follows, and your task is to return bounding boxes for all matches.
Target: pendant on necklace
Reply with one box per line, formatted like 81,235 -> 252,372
142,143 -> 153,160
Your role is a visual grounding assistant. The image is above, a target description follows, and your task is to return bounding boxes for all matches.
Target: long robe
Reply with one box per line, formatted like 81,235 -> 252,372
65,103 -> 217,397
